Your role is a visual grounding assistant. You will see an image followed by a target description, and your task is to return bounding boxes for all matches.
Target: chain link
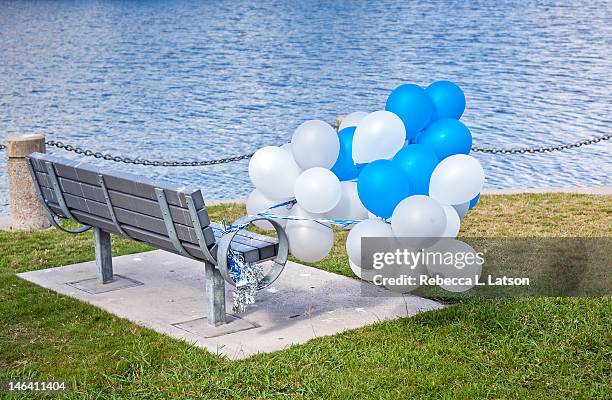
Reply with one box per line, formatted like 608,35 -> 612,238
471,133 -> 611,154
43,140 -> 254,166
1,134 -> 610,165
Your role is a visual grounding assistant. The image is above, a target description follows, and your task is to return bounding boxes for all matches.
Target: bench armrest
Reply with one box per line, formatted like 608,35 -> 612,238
216,215 -> 289,289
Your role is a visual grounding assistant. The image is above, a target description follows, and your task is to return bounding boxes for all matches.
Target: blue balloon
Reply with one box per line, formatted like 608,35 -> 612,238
469,193 -> 480,209
392,144 -> 439,196
357,160 -> 411,219
426,80 -> 466,121
411,130 -> 426,144
385,84 -> 434,141
331,127 -> 362,180
418,118 -> 472,160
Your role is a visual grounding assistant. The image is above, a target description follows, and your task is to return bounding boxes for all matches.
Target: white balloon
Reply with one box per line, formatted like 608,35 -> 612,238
339,111 -> 368,131
294,168 -> 341,214
352,110 -> 406,163
349,259 -> 362,278
429,155 -> 485,205
291,120 -> 340,169
452,201 -> 470,219
425,239 -> 483,293
285,205 -> 334,263
349,259 -> 375,282
281,142 -> 293,155
381,261 -> 428,294
346,219 -> 393,267
441,205 -> 461,238
391,195 -> 447,249
367,211 -> 381,220
246,189 -> 290,230
326,181 -> 368,223
248,146 -> 301,200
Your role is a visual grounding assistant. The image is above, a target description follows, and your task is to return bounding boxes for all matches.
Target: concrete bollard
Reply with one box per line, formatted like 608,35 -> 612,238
5,134 -> 50,231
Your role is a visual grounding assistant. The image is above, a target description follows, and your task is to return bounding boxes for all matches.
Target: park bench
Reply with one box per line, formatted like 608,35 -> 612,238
25,152 -> 288,326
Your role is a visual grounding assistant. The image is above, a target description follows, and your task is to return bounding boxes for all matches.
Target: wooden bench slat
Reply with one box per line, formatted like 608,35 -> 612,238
210,225 -> 278,261
231,227 -> 280,246
209,223 -> 279,262
35,171 -> 210,229
29,153 -> 205,210
46,203 -> 267,263
38,185 -> 275,257
40,186 -> 208,245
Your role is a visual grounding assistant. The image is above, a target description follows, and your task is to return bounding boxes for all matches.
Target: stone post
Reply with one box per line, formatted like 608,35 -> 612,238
5,134 -> 50,231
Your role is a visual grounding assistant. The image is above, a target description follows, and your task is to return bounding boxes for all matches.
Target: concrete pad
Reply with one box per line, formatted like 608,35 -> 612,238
17,250 -> 443,360
173,315 -> 258,339
67,274 -> 144,294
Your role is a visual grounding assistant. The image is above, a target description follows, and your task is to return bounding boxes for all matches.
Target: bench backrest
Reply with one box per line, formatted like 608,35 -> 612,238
26,152 -> 217,261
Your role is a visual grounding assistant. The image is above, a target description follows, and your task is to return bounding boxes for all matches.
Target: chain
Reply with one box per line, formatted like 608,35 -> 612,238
471,133 -> 611,154
44,140 -> 254,166
1,133 -> 610,165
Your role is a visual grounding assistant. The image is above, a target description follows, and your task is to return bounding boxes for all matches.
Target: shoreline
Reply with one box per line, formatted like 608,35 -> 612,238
204,186 -> 612,206
480,186 -> 611,195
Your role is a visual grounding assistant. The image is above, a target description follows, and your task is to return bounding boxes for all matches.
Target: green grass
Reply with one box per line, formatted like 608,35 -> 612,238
0,194 -> 610,399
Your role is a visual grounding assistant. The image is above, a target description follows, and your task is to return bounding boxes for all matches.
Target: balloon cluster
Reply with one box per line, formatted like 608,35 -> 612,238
247,81 -> 484,276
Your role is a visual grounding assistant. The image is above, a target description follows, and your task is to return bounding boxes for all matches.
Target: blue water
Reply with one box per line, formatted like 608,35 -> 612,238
1,0 -> 611,213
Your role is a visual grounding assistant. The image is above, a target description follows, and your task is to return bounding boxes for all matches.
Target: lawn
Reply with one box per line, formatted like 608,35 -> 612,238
0,193 -> 610,399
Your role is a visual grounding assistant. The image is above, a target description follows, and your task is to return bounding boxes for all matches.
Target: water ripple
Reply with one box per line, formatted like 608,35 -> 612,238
0,0 -> 611,212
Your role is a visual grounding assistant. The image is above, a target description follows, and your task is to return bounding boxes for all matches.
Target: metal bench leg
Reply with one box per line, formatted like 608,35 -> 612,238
205,262 -> 226,326
94,227 -> 113,284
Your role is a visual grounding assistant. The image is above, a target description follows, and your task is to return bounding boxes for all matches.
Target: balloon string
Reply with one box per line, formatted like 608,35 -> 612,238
259,212 -> 362,229
223,199 -> 390,232
268,199 -> 297,210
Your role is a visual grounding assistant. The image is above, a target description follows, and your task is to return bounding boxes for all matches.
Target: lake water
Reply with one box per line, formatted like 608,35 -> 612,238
1,0 -> 611,213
